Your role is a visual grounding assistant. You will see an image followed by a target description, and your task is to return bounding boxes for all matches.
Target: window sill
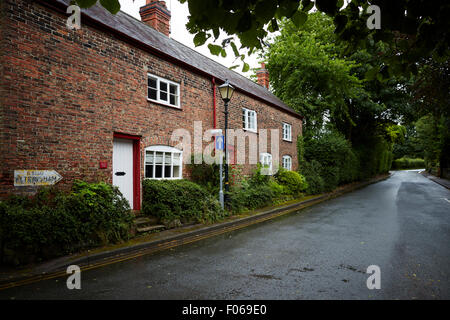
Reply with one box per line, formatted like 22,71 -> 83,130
282,138 -> 293,143
243,128 -> 258,134
143,177 -> 183,180
147,98 -> 181,110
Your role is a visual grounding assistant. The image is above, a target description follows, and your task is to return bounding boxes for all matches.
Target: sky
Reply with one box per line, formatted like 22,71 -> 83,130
118,0 -> 260,78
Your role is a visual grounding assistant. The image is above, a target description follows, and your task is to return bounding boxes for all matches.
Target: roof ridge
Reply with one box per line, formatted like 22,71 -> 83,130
117,5 -> 262,88
53,0 -> 301,118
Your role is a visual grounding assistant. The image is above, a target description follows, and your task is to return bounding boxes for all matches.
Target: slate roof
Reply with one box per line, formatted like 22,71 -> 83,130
49,0 -> 302,119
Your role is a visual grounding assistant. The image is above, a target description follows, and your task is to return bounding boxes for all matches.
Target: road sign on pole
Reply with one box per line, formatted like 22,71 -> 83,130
215,135 -> 224,151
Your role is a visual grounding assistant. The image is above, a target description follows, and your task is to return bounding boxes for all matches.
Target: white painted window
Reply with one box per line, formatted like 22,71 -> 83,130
260,152 -> 273,174
144,145 -> 182,179
282,122 -> 292,141
282,155 -> 292,170
147,74 -> 180,108
242,108 -> 257,132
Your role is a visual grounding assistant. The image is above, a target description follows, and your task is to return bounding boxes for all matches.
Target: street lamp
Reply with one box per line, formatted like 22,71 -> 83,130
218,79 -> 235,206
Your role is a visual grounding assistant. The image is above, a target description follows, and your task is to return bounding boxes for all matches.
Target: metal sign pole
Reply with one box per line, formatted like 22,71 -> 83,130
212,130 -> 225,210
219,149 -> 224,210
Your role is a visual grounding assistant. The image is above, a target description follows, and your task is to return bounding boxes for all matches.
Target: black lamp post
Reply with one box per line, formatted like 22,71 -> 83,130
218,79 -> 235,205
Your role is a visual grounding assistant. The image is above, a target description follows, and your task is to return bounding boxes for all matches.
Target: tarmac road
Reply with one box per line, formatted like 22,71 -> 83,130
1,170 -> 449,299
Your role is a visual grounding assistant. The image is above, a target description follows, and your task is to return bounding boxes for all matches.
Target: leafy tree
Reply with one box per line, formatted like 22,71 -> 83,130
407,58 -> 450,174
266,13 -> 362,135
415,115 -> 442,170
75,1 -> 449,77
392,124 -> 423,160
177,0 -> 450,78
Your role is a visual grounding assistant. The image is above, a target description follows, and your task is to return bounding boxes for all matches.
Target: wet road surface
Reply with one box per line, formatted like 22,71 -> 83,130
1,170 -> 449,299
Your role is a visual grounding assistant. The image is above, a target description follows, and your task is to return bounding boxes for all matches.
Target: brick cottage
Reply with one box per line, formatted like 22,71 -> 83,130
0,0 -> 303,210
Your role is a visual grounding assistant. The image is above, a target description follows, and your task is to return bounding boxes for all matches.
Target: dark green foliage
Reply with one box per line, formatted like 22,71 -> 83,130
392,157 -> 425,170
228,165 -> 307,213
75,0 -> 120,14
228,184 -> 276,214
303,131 -> 360,191
248,163 -> 271,187
142,179 -> 225,224
354,136 -> 393,180
0,181 -> 133,266
299,160 -> 325,195
275,167 -> 308,196
188,160 -> 220,194
393,124 -> 424,160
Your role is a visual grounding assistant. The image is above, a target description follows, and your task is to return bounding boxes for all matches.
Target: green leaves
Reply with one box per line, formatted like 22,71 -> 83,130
365,66 -> 379,81
74,0 -> 97,8
230,41 -> 239,57
291,11 -> 308,28
254,0 -> 277,24
208,43 -> 223,56
242,62 -> 250,73
99,0 -> 120,14
75,0 -> 120,14
193,32 -> 208,47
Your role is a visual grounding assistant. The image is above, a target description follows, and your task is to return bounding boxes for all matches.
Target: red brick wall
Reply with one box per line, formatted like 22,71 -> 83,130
0,0 -> 302,199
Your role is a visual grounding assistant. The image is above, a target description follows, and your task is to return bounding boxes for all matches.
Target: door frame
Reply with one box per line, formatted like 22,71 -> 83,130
113,132 -> 141,211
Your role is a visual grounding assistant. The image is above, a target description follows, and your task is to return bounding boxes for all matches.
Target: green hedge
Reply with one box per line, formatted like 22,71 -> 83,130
142,179 -> 225,224
275,167 -> 308,196
392,157 -> 425,169
299,130 -> 395,194
187,160 -> 220,194
228,165 -> 307,213
299,160 -> 325,194
0,181 -> 133,266
302,131 -> 360,191
228,184 -> 276,213
355,137 -> 393,179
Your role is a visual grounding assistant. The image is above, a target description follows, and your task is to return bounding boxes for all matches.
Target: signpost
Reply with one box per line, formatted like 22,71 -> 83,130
212,131 -> 224,210
215,135 -> 224,151
14,170 -> 63,186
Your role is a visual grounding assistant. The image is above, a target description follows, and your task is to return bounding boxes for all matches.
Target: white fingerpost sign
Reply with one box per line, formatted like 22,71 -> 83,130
14,170 -> 63,186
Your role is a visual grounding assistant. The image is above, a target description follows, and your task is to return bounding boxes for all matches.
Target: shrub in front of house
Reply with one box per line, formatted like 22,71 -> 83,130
141,179 -> 225,225
0,181 -> 134,266
275,167 -> 308,196
228,165 -> 308,213
187,159 -> 220,195
228,183 -> 276,214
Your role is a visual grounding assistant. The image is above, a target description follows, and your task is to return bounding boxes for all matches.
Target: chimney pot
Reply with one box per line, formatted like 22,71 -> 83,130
140,0 -> 171,36
256,63 -> 269,89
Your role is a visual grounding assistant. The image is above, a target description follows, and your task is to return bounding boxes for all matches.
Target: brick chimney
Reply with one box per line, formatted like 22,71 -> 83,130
139,0 -> 171,36
256,63 -> 269,89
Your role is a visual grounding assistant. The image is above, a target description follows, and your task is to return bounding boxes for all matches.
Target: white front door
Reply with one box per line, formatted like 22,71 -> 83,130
113,138 -> 134,208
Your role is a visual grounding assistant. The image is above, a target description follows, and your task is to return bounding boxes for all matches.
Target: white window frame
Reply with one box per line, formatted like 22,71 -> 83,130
259,152 -> 273,175
282,122 -> 292,142
147,74 -> 180,108
242,108 -> 257,132
282,155 -> 292,171
144,145 -> 183,180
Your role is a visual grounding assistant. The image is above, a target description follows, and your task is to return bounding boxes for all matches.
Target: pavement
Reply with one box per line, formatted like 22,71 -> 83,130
0,170 -> 449,299
0,174 -> 389,290
421,170 -> 450,189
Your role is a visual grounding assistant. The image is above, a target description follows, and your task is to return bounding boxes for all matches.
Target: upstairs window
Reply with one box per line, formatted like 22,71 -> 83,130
242,108 -> 257,132
145,145 -> 182,179
147,74 -> 180,108
282,155 -> 292,171
282,122 -> 292,141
